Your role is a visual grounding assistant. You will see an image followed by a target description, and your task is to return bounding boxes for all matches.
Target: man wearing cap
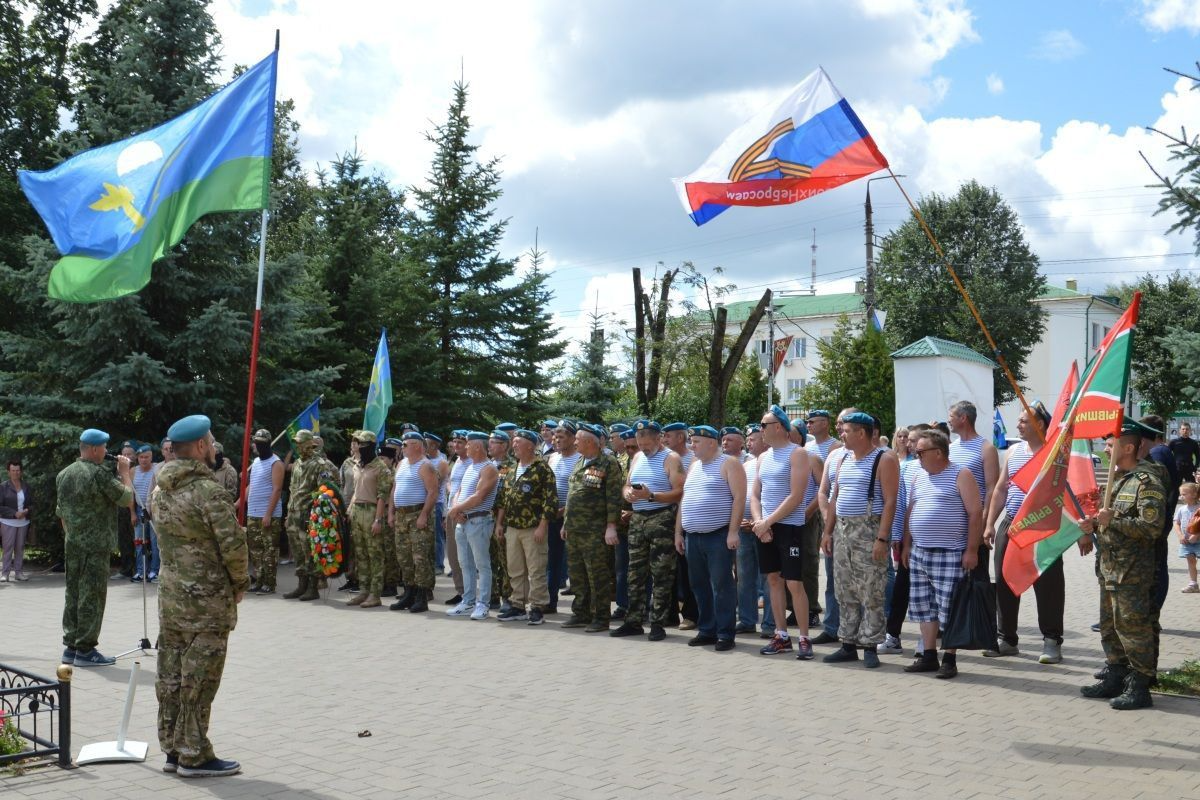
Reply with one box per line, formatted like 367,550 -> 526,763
151,414 -> 249,777
547,421 -> 583,613
376,439 -> 402,598
210,442 -> 240,505
663,421 -> 699,629
496,429 -> 558,623
613,420 -> 685,641
737,423 -> 770,636
283,430 -> 340,602
562,424 -> 623,632
243,429 -> 284,594
389,433 -> 439,612
1078,420 -> 1168,710
677,425 -> 745,650
488,429 -> 516,612
346,431 -> 393,608
821,411 -> 899,668
540,420 -> 559,457
721,427 -> 748,463
447,432 -> 500,620
612,427 -> 639,619
442,430 -> 471,605
423,433 -> 451,575
56,428 -> 134,666
752,406 -> 815,658
803,410 -> 839,626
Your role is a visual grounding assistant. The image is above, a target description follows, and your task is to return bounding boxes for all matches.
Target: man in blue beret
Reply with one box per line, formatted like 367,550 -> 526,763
545,421 -> 582,610
151,414 -> 249,776
56,428 -> 134,667
662,421 -> 699,630
720,427 -> 748,463
488,430 -> 516,612
422,433 -> 451,576
540,420 -> 558,457
446,432 -> 500,619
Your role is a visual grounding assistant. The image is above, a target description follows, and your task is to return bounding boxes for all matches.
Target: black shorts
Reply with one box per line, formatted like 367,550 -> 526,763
756,522 -> 805,582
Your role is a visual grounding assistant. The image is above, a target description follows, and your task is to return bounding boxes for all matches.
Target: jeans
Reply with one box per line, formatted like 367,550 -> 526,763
434,501 -> 446,572
736,531 -> 760,628
823,553 -> 839,637
546,518 -> 566,609
455,516 -> 494,609
135,521 -> 160,577
615,532 -> 630,609
686,530 -> 737,640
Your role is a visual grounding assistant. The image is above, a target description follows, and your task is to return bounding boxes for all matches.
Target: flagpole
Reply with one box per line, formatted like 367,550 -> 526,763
884,168 -> 1042,438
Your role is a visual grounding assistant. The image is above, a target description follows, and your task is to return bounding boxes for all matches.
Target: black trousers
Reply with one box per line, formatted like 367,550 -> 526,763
993,514 -> 1065,645
886,561 -> 910,638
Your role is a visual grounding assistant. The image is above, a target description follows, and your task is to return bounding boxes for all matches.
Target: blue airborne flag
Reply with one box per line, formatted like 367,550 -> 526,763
362,330 -> 392,443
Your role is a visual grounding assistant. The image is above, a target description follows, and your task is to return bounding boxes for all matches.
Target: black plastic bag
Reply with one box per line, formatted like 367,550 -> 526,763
942,574 -> 997,651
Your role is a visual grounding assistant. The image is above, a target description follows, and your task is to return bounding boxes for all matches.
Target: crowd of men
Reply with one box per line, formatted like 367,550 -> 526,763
50,400 -> 1178,776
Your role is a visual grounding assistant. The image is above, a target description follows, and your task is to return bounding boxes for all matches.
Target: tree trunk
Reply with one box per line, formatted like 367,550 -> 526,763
707,289 -> 772,427
633,268 -> 647,415
645,269 -> 676,410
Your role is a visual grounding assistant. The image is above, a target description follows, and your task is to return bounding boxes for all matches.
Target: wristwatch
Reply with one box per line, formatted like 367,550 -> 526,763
648,491 -> 655,502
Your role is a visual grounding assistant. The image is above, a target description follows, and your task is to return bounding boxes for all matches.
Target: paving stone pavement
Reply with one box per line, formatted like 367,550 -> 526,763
1,551 -> 1198,800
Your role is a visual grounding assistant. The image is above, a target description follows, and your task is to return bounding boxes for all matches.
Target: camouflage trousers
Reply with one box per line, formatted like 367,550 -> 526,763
490,524 -> 511,603
627,507 -> 677,627
350,504 -> 384,596
286,513 -> 315,578
1100,582 -> 1155,679
396,508 -> 436,590
156,626 -> 229,767
380,519 -> 398,589
567,529 -> 614,623
246,517 -> 280,591
62,547 -> 110,651
801,511 -> 823,613
833,515 -> 887,646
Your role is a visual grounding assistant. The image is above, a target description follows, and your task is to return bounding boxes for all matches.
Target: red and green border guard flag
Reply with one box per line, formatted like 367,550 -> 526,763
1002,293 -> 1140,594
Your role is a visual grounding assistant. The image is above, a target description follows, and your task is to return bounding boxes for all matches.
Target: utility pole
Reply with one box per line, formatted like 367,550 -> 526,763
766,289 -> 775,404
864,174 -> 904,321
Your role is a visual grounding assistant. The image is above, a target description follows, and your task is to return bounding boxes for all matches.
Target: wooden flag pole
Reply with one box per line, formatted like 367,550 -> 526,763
885,168 -> 1042,438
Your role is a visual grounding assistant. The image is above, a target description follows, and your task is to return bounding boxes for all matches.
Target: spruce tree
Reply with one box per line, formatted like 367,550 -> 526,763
554,313 -> 622,422
502,242 -> 566,423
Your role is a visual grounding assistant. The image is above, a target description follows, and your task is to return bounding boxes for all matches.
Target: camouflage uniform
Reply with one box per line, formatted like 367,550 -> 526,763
563,452 -> 623,624
245,516 -> 278,591
350,456 -> 393,598
489,455 -> 517,604
56,459 -> 133,652
1097,460 -> 1167,679
211,459 -> 240,505
151,458 -> 249,768
394,458 -> 437,592
497,456 -> 557,610
286,451 -> 340,579
380,514 -> 398,590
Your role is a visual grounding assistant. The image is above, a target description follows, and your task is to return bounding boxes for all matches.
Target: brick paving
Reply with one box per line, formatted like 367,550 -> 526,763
2,552 -> 1198,799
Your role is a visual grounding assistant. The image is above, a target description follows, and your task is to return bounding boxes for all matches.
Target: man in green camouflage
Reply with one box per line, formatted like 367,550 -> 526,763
56,428 -> 134,666
347,430 -> 393,608
283,429 -> 340,602
389,432 -> 439,612
209,442 -> 240,505
1079,420 -> 1168,711
495,429 -> 558,624
378,438 -> 401,598
561,424 -> 624,632
151,414 -> 249,777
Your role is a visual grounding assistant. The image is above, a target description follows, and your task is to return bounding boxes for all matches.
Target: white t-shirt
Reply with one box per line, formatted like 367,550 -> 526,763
1173,503 -> 1199,533
6,488 -> 29,528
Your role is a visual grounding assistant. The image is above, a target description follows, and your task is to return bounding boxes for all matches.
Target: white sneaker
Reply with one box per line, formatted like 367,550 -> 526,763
0,574 -> 8,583
14,572 -> 28,582
470,603 -> 489,621
879,634 -> 903,654
1038,638 -> 1063,665
446,602 -> 471,617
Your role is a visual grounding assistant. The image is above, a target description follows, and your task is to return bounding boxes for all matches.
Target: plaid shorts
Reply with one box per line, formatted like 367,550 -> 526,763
907,545 -> 965,625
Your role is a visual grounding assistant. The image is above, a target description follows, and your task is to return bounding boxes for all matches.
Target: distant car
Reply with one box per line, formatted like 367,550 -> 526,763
1091,454 -> 1102,468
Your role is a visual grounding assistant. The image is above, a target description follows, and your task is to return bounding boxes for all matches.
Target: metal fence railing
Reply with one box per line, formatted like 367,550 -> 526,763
0,662 -> 72,768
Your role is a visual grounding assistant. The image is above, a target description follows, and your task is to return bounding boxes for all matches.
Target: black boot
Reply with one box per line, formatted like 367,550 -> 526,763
298,576 -> 320,601
1110,672 -> 1153,710
390,587 -> 416,611
281,575 -> 308,600
408,589 -> 429,613
1081,663 -> 1129,698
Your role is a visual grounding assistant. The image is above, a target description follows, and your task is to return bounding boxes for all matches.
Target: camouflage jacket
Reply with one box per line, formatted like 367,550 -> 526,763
212,460 -> 240,504
563,451 -> 624,534
151,459 -> 250,632
1098,459 -> 1168,588
340,456 -> 359,503
498,457 -> 557,529
352,456 -> 393,506
289,454 -> 340,516
55,458 -> 133,551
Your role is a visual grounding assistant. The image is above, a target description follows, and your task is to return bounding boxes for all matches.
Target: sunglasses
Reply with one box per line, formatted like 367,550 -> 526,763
915,447 -> 939,455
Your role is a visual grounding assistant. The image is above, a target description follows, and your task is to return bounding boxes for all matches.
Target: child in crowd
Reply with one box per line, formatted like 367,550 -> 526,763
1175,481 -> 1200,593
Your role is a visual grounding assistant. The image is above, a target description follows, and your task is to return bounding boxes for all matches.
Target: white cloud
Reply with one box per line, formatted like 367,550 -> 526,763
1031,29 -> 1086,61
986,73 -> 1004,94
1141,0 -> 1200,32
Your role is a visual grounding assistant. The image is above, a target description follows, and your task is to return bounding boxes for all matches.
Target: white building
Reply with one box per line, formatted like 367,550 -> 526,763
720,282 -> 1125,427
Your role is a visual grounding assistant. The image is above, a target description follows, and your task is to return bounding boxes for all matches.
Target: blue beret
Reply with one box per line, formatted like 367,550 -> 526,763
542,419 -> 559,429
634,419 -> 661,433
451,429 -> 467,439
398,422 -> 420,433
558,419 -> 578,434
385,437 -> 403,447
841,411 -> 874,428
489,430 -> 511,442
689,425 -> 719,440
620,429 -> 637,441
719,426 -> 743,439
401,432 -> 424,442
792,419 -> 809,440
135,444 -> 152,454
663,421 -> 687,433
423,432 -> 442,443
577,423 -> 604,439
495,422 -> 518,433
466,431 -> 489,441
514,429 -> 539,444
79,428 -> 110,446
768,404 -> 792,432
609,423 -> 630,434
744,423 -> 762,434
166,414 -> 211,444
806,409 -> 831,420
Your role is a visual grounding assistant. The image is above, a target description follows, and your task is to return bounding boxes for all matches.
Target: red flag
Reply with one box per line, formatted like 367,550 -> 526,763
772,335 -> 793,373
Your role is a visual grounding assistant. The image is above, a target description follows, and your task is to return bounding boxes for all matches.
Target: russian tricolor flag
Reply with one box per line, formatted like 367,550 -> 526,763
674,68 -> 889,226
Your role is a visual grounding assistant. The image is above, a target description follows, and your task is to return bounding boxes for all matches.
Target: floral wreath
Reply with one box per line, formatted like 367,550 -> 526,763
307,484 -> 345,577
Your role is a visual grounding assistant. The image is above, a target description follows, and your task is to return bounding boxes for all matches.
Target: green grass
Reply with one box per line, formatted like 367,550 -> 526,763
1157,660 -> 1200,697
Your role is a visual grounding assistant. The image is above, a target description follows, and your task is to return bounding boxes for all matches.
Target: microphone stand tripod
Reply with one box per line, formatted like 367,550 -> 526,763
117,508 -> 156,660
